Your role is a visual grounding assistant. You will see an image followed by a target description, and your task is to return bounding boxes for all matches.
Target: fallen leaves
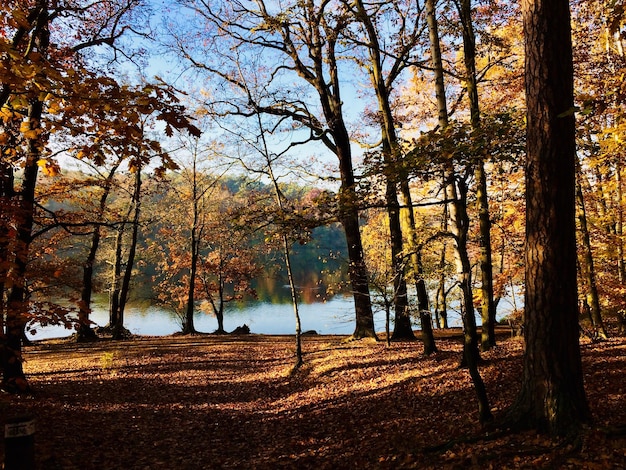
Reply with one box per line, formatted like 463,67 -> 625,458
1,332 -> 625,469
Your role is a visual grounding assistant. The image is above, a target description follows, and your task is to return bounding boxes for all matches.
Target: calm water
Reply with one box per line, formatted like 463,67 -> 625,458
28,295 -> 390,340
27,289 -> 519,341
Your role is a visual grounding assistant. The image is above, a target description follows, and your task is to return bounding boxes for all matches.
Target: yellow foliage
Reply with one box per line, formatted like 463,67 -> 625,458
37,159 -> 60,176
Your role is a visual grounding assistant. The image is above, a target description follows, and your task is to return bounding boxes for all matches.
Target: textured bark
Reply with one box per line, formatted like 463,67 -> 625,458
616,163 -> 626,287
0,162 -> 13,342
413,248 -> 437,354
2,100 -> 43,392
507,0 -> 590,435
298,0 -> 376,339
353,0 -> 415,341
108,217 -> 127,329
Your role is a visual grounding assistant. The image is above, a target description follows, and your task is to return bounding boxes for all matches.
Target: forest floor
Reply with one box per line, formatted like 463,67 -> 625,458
1,328 -> 626,469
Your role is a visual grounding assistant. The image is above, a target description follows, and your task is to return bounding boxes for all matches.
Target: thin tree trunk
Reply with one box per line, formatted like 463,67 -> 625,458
183,158 -> 200,335
112,166 -> 142,339
254,106 -> 304,366
455,0 -> 497,351
426,0 -> 491,422
576,161 -> 607,339
435,204 -> 449,329
283,236 -> 303,369
616,159 -> 626,285
77,162 -> 121,342
109,217 -> 126,329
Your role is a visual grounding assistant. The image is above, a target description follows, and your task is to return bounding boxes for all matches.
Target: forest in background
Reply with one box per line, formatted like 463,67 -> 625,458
1,0 -> 626,438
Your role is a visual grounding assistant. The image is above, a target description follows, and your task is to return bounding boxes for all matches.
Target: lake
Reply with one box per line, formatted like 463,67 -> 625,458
27,294 -> 394,340
27,288 -> 519,341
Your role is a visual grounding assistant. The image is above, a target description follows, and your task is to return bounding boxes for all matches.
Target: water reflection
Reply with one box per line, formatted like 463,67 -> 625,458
28,294 -> 385,340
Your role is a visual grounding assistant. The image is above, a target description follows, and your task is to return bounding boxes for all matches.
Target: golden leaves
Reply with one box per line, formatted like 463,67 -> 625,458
37,158 -> 60,176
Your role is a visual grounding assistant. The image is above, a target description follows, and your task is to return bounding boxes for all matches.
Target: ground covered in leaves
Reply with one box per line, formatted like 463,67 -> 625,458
1,329 -> 626,469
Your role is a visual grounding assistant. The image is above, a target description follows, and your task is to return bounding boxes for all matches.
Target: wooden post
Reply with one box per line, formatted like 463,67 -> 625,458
4,416 -> 35,470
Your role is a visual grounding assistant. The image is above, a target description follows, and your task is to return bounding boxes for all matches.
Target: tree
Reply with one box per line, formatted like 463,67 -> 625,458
108,163 -> 143,339
151,176 -> 260,335
76,159 -> 122,342
348,0 -> 433,343
453,0 -> 497,351
0,0 -> 198,390
505,0 -> 590,435
170,0 -> 377,339
168,133 -> 227,335
421,0 -> 491,423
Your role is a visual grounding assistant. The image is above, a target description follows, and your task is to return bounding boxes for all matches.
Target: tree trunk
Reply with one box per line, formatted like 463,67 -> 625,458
575,161 -> 607,339
506,0 -> 590,435
109,218 -> 126,329
341,209 -> 377,339
77,162 -> 120,342
333,128 -> 376,339
413,247 -> 437,354
435,205 -> 449,329
215,288 -> 225,334
354,0 -> 414,341
387,184 -> 413,340
283,236 -> 303,369
0,161 -> 14,349
287,0 -> 377,339
616,160 -> 626,287
183,158 -> 200,335
447,178 -> 481,360
476,161 -> 497,350
456,0 -> 497,351
112,166 -> 142,339
426,0 -> 490,422
2,100 -> 44,393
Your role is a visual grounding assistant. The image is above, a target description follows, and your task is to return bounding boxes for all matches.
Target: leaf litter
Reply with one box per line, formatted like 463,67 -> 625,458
1,331 -> 625,469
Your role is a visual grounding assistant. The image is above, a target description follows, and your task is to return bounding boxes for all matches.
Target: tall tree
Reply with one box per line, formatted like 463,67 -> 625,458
453,0 -> 497,351
0,0 -> 198,390
506,0 -> 590,435
424,0 -> 491,423
172,0 -> 377,338
575,159 -> 607,339
348,0 -> 432,343
77,159 -> 122,342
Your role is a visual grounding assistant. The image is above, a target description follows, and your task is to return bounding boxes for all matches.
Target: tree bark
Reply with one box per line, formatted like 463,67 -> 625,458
575,161 -> 607,339
183,158 -> 200,335
0,162 -> 14,347
413,247 -> 437,354
2,99 -> 44,393
112,166 -> 142,339
426,0 -> 491,422
435,205 -> 450,329
353,0 -> 414,341
507,0 -> 590,435
455,0 -> 497,351
77,163 -> 121,342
